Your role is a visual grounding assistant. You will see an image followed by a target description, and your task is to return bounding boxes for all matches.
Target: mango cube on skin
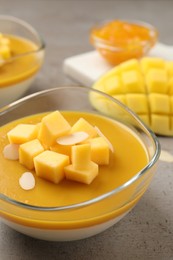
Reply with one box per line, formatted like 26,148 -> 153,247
87,137 -> 109,165
7,124 -> 38,144
145,69 -> 168,93
104,75 -> 122,95
140,57 -> 166,74
149,94 -> 170,114
38,111 -> 71,148
126,94 -> 149,114
64,162 -> 98,185
151,115 -> 170,134
121,70 -> 145,93
19,139 -> 44,170
71,118 -> 98,139
119,59 -> 141,73
34,150 -> 70,184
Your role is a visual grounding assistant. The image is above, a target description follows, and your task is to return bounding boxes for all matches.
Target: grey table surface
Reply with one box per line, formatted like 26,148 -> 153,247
0,0 -> 173,259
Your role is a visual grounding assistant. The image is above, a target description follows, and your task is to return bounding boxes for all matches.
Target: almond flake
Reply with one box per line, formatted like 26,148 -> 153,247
56,131 -> 89,145
19,172 -> 35,190
94,126 -> 114,153
3,143 -> 19,160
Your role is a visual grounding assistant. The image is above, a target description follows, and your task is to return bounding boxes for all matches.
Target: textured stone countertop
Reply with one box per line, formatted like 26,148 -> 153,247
0,0 -> 173,259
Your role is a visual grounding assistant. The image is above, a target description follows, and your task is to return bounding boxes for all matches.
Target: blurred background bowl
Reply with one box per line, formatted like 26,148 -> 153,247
0,15 -> 45,107
90,19 -> 158,65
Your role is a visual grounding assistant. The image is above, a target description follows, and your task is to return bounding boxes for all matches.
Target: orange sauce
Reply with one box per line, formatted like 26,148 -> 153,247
0,34 -> 43,87
0,111 -> 149,228
91,20 -> 158,65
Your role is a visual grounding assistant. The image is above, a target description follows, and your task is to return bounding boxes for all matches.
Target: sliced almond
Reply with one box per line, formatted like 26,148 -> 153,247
94,126 -> 114,153
3,143 -> 19,160
56,131 -> 89,146
19,172 -> 35,190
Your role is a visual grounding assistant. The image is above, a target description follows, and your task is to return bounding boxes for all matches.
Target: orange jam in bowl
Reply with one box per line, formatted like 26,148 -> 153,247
90,20 -> 158,65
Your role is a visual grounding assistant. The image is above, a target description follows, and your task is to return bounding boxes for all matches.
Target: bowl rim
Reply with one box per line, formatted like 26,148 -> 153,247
90,19 -> 158,51
0,86 -> 161,212
0,15 -> 45,62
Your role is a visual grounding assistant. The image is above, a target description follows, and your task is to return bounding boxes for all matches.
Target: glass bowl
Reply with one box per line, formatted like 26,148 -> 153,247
0,86 -> 160,241
0,15 -> 45,107
90,19 -> 158,65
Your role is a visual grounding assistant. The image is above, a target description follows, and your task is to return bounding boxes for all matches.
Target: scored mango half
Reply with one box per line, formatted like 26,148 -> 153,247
91,57 -> 173,136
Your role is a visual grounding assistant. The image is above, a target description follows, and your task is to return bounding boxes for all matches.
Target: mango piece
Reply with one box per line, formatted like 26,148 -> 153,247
145,69 -> 168,93
88,137 -> 109,165
34,150 -> 69,184
19,139 -> 44,170
71,118 -> 97,139
7,124 -> 38,144
64,144 -> 98,184
126,94 -> 148,114
92,57 -> 173,136
64,162 -> 98,185
121,70 -> 145,93
149,94 -> 170,114
104,75 -> 122,95
38,111 -> 71,148
72,144 -> 91,170
140,57 -> 166,74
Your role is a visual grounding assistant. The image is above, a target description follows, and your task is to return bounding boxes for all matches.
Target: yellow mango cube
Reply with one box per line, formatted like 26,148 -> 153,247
88,137 -> 109,165
38,111 -> 71,148
145,69 -> 168,93
104,75 -> 122,95
64,161 -> 98,185
71,118 -> 97,139
50,143 -> 71,158
151,115 -> 170,135
140,57 -> 166,74
121,70 -> 145,93
34,150 -> 69,184
72,144 -> 91,170
126,94 -> 149,114
149,94 -> 170,114
119,59 -> 141,72
19,139 -> 44,170
7,124 -> 38,144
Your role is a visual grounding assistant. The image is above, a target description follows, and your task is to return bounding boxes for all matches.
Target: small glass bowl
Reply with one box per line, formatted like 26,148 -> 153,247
0,86 -> 160,241
0,15 -> 45,107
90,19 -> 158,65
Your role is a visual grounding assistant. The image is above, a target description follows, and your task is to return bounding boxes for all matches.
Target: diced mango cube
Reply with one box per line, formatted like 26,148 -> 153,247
151,115 -> 170,134
50,143 -> 71,158
112,94 -> 126,104
72,144 -> 91,170
19,139 -> 44,170
38,111 -> 71,148
145,69 -> 168,93
88,137 -> 109,165
71,118 -> 97,139
34,150 -> 69,184
166,61 -> 173,78
64,161 -> 98,185
119,59 -> 141,73
7,124 -> 38,144
149,94 -> 170,114
126,94 -> 148,114
121,70 -> 145,93
104,75 -> 122,95
140,57 -> 166,74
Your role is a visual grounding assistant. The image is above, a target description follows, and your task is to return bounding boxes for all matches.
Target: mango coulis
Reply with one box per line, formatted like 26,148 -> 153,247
0,34 -> 43,87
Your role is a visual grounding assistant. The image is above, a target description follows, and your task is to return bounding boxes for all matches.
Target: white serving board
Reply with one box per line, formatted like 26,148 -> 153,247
63,43 -> 173,87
